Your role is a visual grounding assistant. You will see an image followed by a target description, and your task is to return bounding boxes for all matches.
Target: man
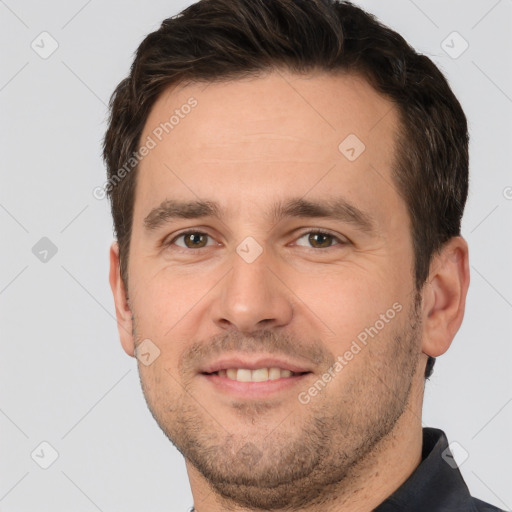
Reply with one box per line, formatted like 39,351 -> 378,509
103,0 -> 503,510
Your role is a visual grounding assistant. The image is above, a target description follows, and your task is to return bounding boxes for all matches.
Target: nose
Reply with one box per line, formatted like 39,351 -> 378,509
211,249 -> 294,334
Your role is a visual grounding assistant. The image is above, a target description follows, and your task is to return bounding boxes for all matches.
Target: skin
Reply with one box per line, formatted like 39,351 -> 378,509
109,70 -> 470,511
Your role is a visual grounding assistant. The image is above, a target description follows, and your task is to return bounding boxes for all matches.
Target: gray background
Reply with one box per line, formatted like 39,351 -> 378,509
1,0 -> 511,510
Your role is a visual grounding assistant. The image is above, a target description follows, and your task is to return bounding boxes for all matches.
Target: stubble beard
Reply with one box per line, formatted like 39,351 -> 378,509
135,297 -> 422,510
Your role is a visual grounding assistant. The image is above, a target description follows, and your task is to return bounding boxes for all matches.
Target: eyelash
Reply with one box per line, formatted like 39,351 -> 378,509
164,229 -> 347,251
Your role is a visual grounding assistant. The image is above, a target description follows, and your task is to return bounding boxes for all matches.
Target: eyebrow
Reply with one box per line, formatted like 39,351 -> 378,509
144,200 -> 221,230
143,197 -> 377,235
271,197 -> 376,234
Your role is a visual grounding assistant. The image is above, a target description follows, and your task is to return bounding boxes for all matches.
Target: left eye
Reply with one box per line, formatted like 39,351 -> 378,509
295,231 -> 344,249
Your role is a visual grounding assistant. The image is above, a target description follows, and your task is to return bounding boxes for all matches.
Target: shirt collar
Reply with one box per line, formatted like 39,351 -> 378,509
374,427 -> 479,511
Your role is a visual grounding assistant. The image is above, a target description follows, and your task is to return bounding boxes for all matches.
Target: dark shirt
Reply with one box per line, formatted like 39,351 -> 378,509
375,427 -> 505,511
189,427 -> 505,511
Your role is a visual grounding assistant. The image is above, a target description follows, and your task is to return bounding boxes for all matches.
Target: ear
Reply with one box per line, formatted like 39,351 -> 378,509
109,242 -> 135,357
420,236 -> 470,358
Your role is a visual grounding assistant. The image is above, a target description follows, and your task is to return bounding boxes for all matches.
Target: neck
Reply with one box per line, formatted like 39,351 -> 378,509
188,374 -> 425,512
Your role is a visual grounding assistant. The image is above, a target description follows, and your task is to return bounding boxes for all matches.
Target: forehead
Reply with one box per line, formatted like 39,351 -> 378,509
135,70 -> 404,229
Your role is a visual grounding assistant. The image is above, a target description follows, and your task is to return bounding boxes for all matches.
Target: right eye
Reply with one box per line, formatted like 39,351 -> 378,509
166,231 -> 216,249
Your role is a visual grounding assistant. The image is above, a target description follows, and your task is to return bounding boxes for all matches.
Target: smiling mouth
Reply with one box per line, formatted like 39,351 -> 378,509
204,368 -> 310,383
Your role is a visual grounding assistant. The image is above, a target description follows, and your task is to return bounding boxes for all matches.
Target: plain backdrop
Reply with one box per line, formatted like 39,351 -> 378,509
1,1 -> 511,511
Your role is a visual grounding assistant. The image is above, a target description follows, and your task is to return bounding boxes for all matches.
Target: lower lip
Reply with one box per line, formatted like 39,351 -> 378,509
200,372 -> 311,399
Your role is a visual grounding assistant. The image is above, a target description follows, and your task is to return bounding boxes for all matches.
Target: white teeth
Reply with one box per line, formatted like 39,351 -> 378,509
217,367 -> 299,382
269,367 -> 282,380
251,368 -> 269,382
236,369 -> 252,382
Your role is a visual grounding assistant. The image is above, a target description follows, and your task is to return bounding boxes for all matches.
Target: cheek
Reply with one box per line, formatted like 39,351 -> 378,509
129,263 -> 211,334
288,266 -> 399,344
129,265 -> 226,378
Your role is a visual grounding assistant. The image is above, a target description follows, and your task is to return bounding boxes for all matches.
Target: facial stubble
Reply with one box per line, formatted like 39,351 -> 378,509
134,297 -> 422,510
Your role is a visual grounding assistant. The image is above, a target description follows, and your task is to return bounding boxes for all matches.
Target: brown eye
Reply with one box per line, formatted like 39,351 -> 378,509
185,233 -> 208,248
172,232 -> 212,249
308,232 -> 335,248
295,231 -> 342,249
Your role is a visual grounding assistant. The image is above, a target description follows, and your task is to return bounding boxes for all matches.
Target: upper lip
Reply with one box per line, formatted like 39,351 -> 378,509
200,355 -> 313,374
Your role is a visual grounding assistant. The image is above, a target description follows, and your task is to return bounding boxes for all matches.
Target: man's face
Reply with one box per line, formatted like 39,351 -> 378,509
117,71 -> 426,508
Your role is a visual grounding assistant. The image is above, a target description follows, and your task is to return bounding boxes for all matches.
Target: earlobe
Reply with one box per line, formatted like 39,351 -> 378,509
109,242 -> 135,357
421,236 -> 470,358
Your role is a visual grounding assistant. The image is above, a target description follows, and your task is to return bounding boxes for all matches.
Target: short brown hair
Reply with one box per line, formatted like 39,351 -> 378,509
103,0 -> 469,379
